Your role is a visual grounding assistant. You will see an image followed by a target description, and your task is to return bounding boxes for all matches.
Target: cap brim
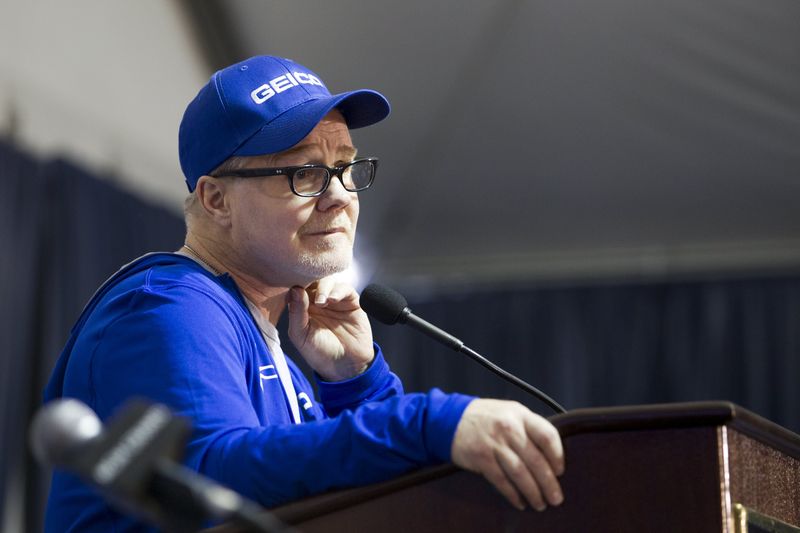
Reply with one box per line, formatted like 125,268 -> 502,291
233,89 -> 390,157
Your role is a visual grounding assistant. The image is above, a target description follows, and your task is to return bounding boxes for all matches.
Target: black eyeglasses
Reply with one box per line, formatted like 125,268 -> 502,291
213,157 -> 379,197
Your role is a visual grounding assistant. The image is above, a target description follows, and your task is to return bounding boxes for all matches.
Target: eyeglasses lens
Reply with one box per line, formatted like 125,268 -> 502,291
344,161 -> 374,190
293,168 -> 328,195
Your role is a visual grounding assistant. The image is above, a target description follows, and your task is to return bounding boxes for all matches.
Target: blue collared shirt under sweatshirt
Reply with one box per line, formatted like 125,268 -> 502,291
43,253 -> 473,532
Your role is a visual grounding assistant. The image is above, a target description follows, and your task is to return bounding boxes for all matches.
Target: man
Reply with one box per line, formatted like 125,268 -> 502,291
43,55 -> 564,531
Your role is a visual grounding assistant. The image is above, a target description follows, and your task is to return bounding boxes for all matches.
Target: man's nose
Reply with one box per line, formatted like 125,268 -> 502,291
316,175 -> 353,211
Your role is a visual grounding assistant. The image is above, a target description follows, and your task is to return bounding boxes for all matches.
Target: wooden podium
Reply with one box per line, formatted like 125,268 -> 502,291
211,402 -> 800,532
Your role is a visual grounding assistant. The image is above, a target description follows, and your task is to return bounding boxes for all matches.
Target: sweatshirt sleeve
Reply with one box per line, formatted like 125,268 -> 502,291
73,282 -> 474,508
315,343 -> 405,417
205,389 -> 473,506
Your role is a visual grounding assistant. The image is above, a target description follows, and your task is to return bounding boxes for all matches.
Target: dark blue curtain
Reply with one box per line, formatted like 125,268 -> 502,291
0,141 -> 186,532
0,142 -> 46,533
372,278 -> 800,433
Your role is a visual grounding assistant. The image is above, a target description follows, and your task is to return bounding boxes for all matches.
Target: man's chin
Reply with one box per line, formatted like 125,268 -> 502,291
296,250 -> 352,282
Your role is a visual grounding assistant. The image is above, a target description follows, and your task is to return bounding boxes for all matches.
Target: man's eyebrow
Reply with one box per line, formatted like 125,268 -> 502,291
340,145 -> 358,159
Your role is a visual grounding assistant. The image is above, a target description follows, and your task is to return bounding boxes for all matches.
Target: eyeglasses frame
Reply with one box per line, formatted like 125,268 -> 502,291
210,157 -> 379,197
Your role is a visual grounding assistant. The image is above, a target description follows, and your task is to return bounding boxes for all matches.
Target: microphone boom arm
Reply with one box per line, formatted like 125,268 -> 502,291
400,310 -> 566,414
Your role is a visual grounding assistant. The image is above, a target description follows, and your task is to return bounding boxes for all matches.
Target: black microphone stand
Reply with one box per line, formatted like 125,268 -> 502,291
360,283 -> 567,414
399,309 -> 567,414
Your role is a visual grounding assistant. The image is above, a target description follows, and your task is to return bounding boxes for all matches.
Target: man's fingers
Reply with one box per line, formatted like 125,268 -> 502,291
287,287 -> 310,338
450,399 -> 566,513
327,284 -> 358,304
482,457 -> 526,511
495,447 -> 547,511
308,279 -> 359,307
513,437 -> 564,507
310,277 -> 336,305
524,414 -> 565,476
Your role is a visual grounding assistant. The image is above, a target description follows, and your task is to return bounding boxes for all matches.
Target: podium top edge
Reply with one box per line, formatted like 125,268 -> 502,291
550,400 -> 800,458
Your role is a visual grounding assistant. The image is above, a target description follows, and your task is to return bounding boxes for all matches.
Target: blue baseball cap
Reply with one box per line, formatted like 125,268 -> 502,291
179,55 -> 391,192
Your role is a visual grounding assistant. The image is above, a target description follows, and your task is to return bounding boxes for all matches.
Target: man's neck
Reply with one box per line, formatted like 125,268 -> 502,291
182,235 -> 289,326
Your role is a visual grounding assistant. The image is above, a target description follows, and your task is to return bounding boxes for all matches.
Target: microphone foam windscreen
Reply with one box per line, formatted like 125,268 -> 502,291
360,284 -> 408,325
30,398 -> 102,467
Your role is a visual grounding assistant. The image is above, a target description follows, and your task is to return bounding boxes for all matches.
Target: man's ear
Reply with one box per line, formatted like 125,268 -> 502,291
195,176 -> 233,226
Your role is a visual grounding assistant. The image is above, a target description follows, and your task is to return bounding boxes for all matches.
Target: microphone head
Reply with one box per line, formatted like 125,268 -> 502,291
360,283 -> 408,325
30,398 -> 103,467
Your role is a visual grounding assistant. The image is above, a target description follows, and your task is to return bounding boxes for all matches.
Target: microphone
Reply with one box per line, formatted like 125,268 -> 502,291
360,284 -> 566,414
30,398 -> 292,533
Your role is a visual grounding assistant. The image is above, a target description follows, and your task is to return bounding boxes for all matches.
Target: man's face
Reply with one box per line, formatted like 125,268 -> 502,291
225,110 -> 360,287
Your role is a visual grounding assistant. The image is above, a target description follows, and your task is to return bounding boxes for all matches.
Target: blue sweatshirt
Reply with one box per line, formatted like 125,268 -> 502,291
43,253 -> 473,532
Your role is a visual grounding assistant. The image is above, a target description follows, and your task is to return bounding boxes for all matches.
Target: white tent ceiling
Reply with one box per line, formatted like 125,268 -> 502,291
3,0 -> 799,287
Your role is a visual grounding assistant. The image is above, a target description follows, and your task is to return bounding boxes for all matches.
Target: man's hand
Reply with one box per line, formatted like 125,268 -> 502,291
451,399 -> 565,511
286,278 -> 374,381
